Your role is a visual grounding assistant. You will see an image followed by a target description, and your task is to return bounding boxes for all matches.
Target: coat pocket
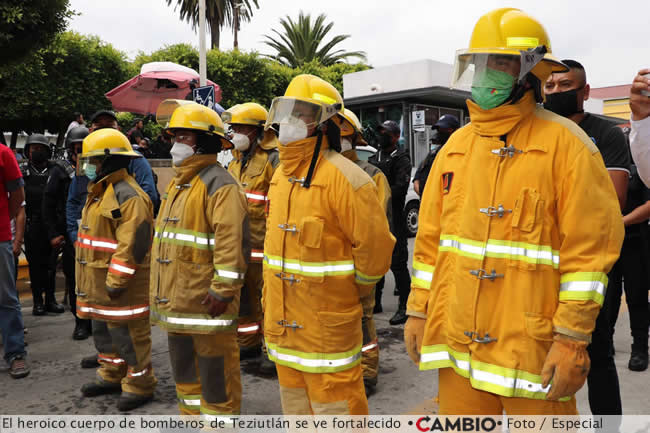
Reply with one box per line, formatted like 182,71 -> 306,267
172,259 -> 213,312
510,188 -> 547,270
317,305 -> 363,353
298,217 -> 325,283
524,313 -> 554,342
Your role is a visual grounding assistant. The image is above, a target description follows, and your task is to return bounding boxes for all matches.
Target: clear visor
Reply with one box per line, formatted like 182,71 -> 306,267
451,49 -> 522,92
156,99 -> 195,127
77,155 -> 106,177
264,97 -> 338,131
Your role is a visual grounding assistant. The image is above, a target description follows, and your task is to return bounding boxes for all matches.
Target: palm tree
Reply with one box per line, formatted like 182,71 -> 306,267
263,12 -> 367,68
166,0 -> 259,50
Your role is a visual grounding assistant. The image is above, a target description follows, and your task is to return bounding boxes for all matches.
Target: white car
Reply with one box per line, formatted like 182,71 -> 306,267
356,145 -> 420,237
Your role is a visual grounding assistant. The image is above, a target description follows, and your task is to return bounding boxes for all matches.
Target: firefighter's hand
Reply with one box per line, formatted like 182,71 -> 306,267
413,180 -> 421,196
630,68 -> 650,121
541,334 -> 590,400
202,293 -> 229,317
404,316 -> 426,365
50,235 -> 65,249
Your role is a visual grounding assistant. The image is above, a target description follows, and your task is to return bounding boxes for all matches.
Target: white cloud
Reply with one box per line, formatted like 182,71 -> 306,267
69,0 -> 648,87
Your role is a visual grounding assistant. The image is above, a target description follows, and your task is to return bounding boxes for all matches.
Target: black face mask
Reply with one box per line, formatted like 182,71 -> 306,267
31,150 -> 49,164
431,130 -> 451,145
379,133 -> 393,149
543,88 -> 584,117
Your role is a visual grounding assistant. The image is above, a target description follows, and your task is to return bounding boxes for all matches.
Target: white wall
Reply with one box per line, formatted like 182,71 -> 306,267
343,59 -> 454,99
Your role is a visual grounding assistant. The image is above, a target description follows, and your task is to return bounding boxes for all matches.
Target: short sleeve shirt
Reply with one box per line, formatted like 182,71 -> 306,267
0,144 -> 24,241
579,114 -> 631,173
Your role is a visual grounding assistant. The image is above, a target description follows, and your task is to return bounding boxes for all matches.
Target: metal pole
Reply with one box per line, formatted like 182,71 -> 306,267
198,0 -> 206,86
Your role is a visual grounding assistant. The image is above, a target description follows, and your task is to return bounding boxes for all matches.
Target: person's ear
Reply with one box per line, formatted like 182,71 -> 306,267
583,84 -> 590,101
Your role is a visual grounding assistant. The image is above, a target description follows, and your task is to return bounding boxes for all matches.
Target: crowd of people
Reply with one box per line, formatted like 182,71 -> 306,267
1,6 -> 650,419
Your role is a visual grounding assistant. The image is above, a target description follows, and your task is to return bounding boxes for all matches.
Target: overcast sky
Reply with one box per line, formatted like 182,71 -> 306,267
68,0 -> 647,89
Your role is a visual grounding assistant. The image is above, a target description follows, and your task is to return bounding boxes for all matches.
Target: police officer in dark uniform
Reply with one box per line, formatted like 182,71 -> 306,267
369,120 -> 412,325
42,126 -> 91,339
21,134 -> 64,316
609,161 -> 650,372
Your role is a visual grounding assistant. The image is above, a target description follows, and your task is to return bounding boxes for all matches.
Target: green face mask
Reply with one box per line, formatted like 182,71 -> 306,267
471,67 -> 516,110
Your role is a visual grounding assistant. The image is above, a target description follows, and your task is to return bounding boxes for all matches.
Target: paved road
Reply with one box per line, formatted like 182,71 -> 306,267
2,239 -> 648,415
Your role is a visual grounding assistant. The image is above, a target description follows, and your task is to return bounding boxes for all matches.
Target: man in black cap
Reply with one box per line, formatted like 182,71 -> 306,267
413,114 -> 460,197
369,120 -> 412,324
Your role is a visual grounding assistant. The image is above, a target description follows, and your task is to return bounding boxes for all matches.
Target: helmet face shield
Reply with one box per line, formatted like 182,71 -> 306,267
77,155 -> 106,177
451,50 -> 522,92
264,97 -> 338,131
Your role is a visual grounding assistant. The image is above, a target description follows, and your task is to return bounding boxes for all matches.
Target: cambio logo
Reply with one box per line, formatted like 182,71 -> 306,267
409,416 -> 500,432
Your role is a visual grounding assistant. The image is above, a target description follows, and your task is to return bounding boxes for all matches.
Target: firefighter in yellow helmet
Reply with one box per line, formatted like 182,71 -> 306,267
263,74 -> 395,415
76,128 -> 156,411
403,8 -> 624,414
338,108 -> 391,395
222,102 -> 279,375
151,100 -> 249,419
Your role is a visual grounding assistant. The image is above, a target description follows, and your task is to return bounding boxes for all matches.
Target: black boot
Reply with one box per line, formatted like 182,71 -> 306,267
117,393 -> 153,411
389,298 -> 408,326
73,319 -> 91,340
80,354 -> 100,369
81,381 -> 122,397
363,376 -> 377,397
258,355 -> 277,377
629,343 -> 649,372
45,296 -> 65,314
32,296 -> 45,316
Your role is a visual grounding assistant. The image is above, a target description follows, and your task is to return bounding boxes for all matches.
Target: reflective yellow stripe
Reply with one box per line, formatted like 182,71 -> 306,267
412,260 -> 435,289
439,234 -> 559,268
153,227 -> 215,250
559,272 -> 608,305
355,269 -> 382,285
419,344 -> 570,401
177,392 -> 201,410
264,255 -> 355,277
506,37 -> 540,48
151,306 -> 237,332
265,341 -> 361,373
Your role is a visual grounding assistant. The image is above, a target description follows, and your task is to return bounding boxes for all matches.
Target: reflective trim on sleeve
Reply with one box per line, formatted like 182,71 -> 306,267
412,261 -> 435,289
150,306 -> 237,332
237,323 -> 261,334
245,190 -> 268,204
250,249 -> 265,263
355,269 -> 382,286
76,233 -> 118,252
108,259 -> 136,277
559,272 -> 608,305
153,227 -> 215,250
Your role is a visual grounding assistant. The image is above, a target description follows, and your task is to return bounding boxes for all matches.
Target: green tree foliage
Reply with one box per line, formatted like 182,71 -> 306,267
165,0 -> 258,50
0,32 -> 130,142
0,0 -> 74,65
263,12 -> 367,68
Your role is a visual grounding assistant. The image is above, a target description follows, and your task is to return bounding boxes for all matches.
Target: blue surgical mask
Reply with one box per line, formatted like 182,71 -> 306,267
85,163 -> 98,181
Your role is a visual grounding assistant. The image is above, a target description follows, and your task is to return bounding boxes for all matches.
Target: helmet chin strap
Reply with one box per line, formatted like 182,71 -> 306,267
302,127 -> 323,189
507,46 -> 549,105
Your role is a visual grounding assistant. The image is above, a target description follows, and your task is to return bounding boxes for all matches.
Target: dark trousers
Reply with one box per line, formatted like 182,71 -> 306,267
24,223 -> 56,305
62,239 -> 77,317
609,235 -> 650,347
375,232 -> 411,308
586,271 -> 622,415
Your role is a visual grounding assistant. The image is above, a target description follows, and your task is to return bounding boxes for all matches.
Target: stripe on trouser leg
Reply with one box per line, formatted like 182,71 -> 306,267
197,355 -> 227,404
177,392 -> 201,411
108,324 -> 138,366
279,386 -> 312,416
168,334 -> 198,384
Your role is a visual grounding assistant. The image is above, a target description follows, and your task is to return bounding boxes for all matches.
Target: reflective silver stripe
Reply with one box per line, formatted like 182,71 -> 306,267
92,240 -> 118,250
559,281 -> 606,296
238,324 -> 260,333
267,346 -> 361,368
265,256 -> 354,275
78,305 -> 149,317
440,237 -> 559,265
109,262 -> 135,275
413,269 -> 433,282
362,342 -> 378,352
156,315 -> 235,327
158,230 -> 215,247
420,349 -> 550,395
179,398 -> 201,407
128,368 -> 148,377
98,355 -> 125,364
245,192 -> 267,201
251,251 -> 264,258
216,269 -> 244,280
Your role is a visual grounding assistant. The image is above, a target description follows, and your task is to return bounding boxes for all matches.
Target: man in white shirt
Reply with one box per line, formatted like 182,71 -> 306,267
66,113 -> 84,135
629,69 -> 650,186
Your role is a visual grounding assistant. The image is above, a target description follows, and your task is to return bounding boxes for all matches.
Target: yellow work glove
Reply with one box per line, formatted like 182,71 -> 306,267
404,316 -> 426,365
541,334 -> 590,400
